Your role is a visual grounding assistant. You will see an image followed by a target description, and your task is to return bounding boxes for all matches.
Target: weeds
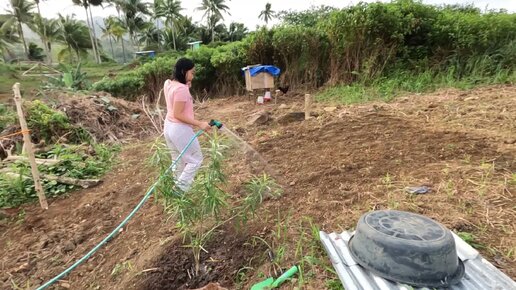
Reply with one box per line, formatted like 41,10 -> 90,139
0,144 -> 119,208
111,261 -> 134,278
45,62 -> 89,91
25,100 -> 90,144
316,68 -> 516,105
458,231 -> 485,249
0,104 -> 16,132
250,213 -> 339,288
154,131 -> 282,275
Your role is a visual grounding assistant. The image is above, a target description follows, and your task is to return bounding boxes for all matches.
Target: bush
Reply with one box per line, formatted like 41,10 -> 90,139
92,73 -> 144,101
0,143 -> 119,208
91,0 -> 516,99
25,100 -> 88,144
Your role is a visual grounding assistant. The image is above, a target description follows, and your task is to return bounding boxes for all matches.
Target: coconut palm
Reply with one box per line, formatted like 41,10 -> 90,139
155,0 -> 183,50
227,22 -> 248,42
33,16 -> 59,63
56,14 -> 93,63
138,22 -> 161,49
101,17 -> 116,59
6,0 -> 35,58
0,17 -> 20,61
71,0 -> 102,63
259,3 -> 274,24
110,17 -> 128,63
33,0 -> 51,63
196,0 -> 230,43
111,0 -> 151,51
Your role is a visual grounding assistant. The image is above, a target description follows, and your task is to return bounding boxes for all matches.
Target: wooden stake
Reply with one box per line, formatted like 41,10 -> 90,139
304,93 -> 312,120
12,83 -> 48,209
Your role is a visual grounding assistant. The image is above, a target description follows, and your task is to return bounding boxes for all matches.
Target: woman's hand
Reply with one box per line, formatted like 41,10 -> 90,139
198,121 -> 211,131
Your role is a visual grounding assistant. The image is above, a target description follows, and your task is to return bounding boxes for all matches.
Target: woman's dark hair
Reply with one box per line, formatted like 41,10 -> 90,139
173,58 -> 195,84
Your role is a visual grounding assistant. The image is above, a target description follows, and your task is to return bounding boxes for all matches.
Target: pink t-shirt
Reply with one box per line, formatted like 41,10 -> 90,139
164,80 -> 194,124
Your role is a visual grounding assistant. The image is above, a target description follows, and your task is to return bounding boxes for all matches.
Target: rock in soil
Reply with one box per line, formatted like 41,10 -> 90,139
247,111 -> 271,126
324,106 -> 338,112
277,112 -> 305,124
62,241 -> 76,253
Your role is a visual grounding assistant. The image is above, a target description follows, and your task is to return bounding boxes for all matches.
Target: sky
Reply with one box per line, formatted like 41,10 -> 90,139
1,0 -> 515,30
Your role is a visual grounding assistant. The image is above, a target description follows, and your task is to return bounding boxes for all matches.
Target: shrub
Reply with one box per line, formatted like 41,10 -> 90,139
92,73 -> 144,101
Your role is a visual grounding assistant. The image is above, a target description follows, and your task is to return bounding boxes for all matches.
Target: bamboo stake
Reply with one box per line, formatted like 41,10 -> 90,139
304,93 -> 312,120
12,83 -> 48,209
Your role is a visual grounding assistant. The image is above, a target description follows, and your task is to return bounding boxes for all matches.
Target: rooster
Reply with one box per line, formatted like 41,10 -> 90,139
278,85 -> 290,95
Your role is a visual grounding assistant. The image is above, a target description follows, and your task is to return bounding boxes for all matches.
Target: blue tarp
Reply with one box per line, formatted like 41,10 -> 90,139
242,65 -> 281,77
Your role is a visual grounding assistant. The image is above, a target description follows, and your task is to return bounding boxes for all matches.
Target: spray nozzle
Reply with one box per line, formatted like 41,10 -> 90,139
209,119 -> 223,129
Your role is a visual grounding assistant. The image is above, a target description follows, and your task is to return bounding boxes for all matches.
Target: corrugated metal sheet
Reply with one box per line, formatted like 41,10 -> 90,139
320,231 -> 516,290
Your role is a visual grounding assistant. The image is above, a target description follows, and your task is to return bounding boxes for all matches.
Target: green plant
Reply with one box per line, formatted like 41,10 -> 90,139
92,73 -> 144,101
46,62 -> 89,90
326,279 -> 344,290
457,231 -> 485,249
0,103 -> 16,132
154,131 -> 281,275
0,143 -> 119,208
111,261 -> 133,278
28,42 -> 45,61
25,100 -> 72,143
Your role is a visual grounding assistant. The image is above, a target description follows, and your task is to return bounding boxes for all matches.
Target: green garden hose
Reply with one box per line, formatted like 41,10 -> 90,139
36,129 -> 205,290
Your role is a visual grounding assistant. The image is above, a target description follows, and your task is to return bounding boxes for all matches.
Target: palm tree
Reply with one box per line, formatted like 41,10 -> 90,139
56,14 -> 93,63
110,17 -> 127,63
196,0 -> 230,43
227,22 -> 248,42
33,0 -> 50,63
112,0 -> 151,51
71,0 -> 101,63
101,17 -> 116,59
0,17 -> 20,62
259,3 -> 274,25
88,0 -> 105,63
138,22 -> 161,49
6,0 -> 35,58
32,16 -> 59,64
155,0 -> 183,50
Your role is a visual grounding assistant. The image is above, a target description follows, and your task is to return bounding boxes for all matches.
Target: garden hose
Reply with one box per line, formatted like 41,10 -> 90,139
36,124 -> 219,290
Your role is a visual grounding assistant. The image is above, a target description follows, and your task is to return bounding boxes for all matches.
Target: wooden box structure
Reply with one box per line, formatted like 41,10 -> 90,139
243,65 -> 275,92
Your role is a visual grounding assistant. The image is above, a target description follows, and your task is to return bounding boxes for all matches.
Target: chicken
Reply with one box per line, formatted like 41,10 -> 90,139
278,85 -> 290,95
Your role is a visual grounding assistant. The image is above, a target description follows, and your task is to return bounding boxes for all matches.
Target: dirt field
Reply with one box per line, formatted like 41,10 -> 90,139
1,85 -> 515,289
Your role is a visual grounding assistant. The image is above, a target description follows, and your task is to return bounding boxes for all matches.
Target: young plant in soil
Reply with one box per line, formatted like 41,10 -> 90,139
154,131 -> 282,275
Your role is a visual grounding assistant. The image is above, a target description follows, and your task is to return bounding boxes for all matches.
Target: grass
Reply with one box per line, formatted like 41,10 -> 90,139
249,211 -> 341,289
316,68 -> 516,104
0,62 -> 124,97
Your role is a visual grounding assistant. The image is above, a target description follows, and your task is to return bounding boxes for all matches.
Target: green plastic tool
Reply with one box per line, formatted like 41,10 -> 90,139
250,265 -> 299,290
271,266 -> 298,287
250,277 -> 274,290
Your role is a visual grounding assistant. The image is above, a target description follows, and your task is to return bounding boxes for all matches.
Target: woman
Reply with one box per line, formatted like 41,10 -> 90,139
163,58 -> 211,192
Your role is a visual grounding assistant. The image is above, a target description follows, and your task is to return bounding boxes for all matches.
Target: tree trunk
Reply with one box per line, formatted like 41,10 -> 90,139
109,36 -> 115,60
36,3 -> 51,64
18,22 -> 29,59
88,5 -> 102,63
117,10 -> 127,64
156,18 -> 162,50
84,6 -> 99,64
120,37 -> 127,64
172,22 -> 177,51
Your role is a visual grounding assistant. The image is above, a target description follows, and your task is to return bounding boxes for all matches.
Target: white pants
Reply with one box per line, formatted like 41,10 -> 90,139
164,120 -> 203,191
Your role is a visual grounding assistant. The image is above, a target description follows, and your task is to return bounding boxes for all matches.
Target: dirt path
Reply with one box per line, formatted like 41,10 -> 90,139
1,85 -> 514,289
